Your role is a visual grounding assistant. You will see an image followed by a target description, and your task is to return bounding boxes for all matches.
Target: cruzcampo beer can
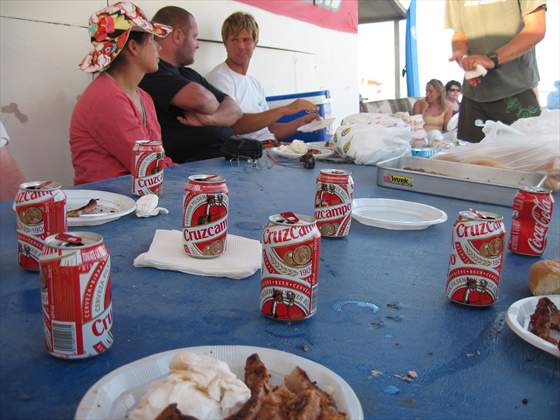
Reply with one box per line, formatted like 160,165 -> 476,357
314,169 -> 354,237
132,140 -> 165,196
446,209 -> 506,306
182,175 -> 229,258
39,232 -> 113,359
14,181 -> 67,271
261,212 -> 321,321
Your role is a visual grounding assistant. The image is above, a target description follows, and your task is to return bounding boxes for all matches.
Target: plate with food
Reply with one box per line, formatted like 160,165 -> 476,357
75,345 -> 363,420
270,140 -> 334,160
64,190 -> 136,226
352,198 -> 447,230
505,295 -> 560,358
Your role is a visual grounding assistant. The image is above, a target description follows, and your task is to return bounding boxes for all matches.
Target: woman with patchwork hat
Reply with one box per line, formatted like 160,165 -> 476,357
70,2 -> 173,185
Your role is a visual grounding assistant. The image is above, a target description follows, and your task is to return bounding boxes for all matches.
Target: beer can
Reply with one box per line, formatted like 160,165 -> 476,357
182,174 -> 229,258
446,209 -> 506,307
39,232 -> 113,359
261,212 -> 321,321
14,181 -> 67,271
132,140 -> 165,196
509,186 -> 554,256
314,169 -> 354,238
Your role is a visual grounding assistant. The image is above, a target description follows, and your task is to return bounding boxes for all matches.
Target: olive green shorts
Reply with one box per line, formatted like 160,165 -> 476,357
458,89 -> 541,143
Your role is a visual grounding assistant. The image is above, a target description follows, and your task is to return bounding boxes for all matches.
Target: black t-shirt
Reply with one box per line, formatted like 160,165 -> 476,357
140,60 -> 233,163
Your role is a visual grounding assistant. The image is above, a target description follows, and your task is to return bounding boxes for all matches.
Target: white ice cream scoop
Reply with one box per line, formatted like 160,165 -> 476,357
136,194 -> 169,218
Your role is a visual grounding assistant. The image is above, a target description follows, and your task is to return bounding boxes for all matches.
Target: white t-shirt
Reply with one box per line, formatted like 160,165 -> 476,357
207,62 -> 275,141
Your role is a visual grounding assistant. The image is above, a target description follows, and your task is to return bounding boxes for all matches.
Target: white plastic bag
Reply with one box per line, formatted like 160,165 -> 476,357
435,110 -> 560,190
332,123 -> 411,165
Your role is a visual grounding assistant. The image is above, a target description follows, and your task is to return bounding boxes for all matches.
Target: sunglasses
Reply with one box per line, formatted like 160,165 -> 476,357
448,88 -> 461,92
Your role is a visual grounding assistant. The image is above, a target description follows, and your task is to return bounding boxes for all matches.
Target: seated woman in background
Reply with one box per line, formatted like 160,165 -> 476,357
412,79 -> 453,134
70,2 -> 173,185
445,80 -> 462,115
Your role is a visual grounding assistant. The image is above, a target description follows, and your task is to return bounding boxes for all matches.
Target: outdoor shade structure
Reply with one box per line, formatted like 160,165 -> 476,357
358,0 -> 411,99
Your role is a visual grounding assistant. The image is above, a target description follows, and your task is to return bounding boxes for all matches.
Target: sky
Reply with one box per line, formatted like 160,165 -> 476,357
358,0 -> 559,105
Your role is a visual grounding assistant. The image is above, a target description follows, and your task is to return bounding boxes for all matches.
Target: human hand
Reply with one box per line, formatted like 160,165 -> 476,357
460,54 -> 494,71
300,112 -> 320,124
448,51 -> 465,68
286,99 -> 319,115
177,112 -> 215,127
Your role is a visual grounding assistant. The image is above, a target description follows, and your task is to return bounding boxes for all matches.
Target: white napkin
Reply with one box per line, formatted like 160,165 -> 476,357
133,229 -> 262,279
136,194 -> 169,218
297,117 -> 336,132
465,64 -> 488,80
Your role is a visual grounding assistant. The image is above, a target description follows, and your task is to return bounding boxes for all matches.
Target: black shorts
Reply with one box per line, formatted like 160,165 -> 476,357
458,89 -> 541,143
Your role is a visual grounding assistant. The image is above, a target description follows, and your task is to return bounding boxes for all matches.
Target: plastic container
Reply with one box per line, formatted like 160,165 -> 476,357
266,90 -> 331,142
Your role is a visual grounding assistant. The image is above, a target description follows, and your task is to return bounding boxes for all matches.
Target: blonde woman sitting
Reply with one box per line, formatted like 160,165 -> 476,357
413,79 -> 453,141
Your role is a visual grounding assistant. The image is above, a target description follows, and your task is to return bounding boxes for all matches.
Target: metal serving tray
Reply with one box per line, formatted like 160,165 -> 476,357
376,156 -> 545,207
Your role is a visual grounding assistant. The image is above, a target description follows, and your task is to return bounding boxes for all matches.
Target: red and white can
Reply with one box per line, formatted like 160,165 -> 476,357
314,169 -> 354,238
261,212 -> 321,321
446,209 -> 506,307
14,181 -> 67,271
182,175 -> 229,258
39,232 -> 113,359
509,186 -> 554,256
132,140 -> 165,196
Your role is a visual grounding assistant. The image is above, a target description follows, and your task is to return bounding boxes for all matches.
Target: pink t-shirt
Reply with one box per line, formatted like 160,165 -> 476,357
70,73 -> 170,185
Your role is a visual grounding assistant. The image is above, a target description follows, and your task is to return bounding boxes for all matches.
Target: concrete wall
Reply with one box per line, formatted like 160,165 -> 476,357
0,0 -> 359,187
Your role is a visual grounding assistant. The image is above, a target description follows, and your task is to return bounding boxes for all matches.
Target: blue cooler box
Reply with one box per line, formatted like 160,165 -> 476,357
266,90 -> 331,142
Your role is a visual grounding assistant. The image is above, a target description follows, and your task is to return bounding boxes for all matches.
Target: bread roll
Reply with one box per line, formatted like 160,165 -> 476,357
528,260 -> 560,295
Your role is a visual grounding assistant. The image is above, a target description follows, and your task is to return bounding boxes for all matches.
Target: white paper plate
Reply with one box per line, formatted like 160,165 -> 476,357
297,117 -> 336,133
75,345 -> 363,420
65,190 -> 136,227
270,145 -> 334,160
352,198 -> 447,230
505,295 -> 560,358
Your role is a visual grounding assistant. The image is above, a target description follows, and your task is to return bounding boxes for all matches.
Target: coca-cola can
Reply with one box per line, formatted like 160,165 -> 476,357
509,186 -> 554,256
39,232 -> 113,359
14,181 -> 67,271
261,212 -> 321,321
132,140 -> 165,196
314,169 -> 354,238
446,209 -> 506,306
182,174 -> 229,258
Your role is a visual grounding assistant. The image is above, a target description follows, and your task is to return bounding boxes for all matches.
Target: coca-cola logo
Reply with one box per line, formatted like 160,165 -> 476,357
263,224 -> 316,245
528,197 -> 553,254
455,220 -> 503,238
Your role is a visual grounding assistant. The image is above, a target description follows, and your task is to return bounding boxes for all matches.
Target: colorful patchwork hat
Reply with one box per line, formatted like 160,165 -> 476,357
79,1 -> 172,73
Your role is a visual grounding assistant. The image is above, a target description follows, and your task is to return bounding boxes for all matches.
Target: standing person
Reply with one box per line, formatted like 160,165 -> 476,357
445,80 -> 462,115
140,6 -> 242,163
70,1 -> 173,185
445,0 -> 546,142
206,12 -> 318,147
412,79 -> 453,133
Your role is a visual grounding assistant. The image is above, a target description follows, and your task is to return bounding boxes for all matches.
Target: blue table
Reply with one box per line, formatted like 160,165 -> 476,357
1,158 -> 558,419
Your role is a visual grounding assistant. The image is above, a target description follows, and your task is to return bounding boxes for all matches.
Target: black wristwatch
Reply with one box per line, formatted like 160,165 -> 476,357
487,52 -> 500,69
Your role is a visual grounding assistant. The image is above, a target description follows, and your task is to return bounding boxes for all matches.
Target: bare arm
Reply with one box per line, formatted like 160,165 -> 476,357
412,100 -> 426,115
171,82 -> 220,114
177,96 -> 242,128
449,31 -> 469,66
269,113 -> 318,140
442,105 -> 453,132
232,99 -> 318,137
460,7 -> 546,71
